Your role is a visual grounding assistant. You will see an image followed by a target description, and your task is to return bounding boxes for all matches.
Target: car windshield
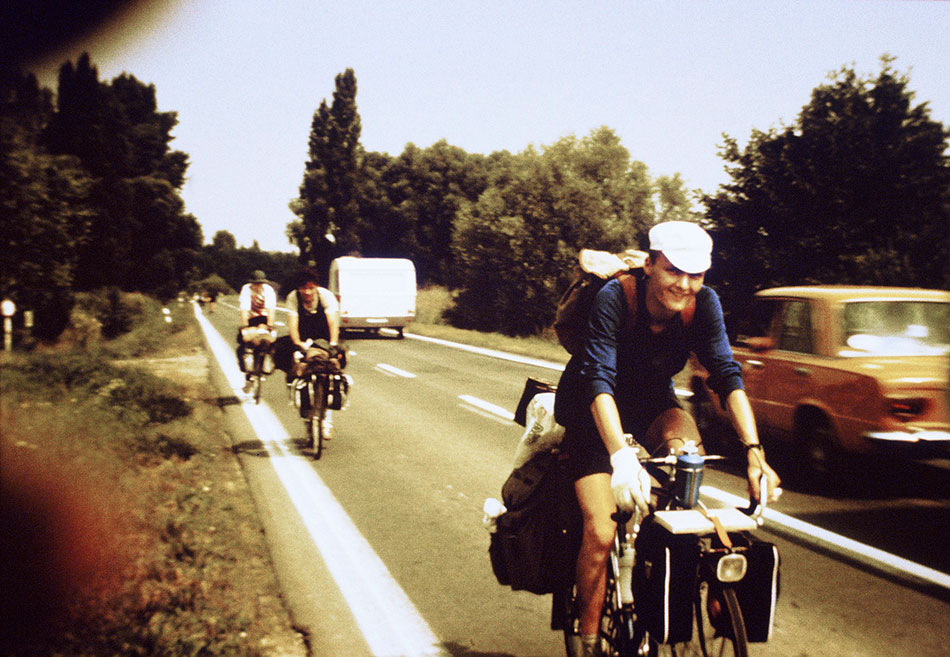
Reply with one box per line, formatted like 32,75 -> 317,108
841,300 -> 950,356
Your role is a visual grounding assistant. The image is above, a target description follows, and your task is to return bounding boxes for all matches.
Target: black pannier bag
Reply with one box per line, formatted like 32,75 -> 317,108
489,450 -> 581,595
632,518 -> 700,644
513,378 -> 557,426
731,536 -> 780,642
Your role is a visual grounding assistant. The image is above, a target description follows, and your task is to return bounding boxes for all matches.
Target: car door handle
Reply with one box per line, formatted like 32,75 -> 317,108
746,360 -> 764,370
794,367 -> 810,377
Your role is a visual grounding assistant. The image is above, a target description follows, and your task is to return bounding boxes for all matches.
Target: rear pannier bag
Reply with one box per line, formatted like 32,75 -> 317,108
488,450 -> 581,595
633,518 -> 699,644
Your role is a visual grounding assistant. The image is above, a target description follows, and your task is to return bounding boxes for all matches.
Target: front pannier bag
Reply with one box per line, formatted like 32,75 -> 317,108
633,518 -> 700,644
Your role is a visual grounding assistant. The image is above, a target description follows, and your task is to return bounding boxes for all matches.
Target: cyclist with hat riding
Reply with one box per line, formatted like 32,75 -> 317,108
554,221 -> 781,657
236,270 -> 277,393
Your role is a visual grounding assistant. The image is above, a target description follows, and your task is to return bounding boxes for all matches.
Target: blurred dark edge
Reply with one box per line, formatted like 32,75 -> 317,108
1,0 -> 138,69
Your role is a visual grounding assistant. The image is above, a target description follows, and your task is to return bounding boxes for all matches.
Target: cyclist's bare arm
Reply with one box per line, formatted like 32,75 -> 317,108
590,393 -> 628,456
327,316 -> 340,345
723,389 -> 781,502
287,312 -> 306,349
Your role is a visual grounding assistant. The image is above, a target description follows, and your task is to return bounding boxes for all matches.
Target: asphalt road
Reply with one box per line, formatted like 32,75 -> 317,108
197,302 -> 949,657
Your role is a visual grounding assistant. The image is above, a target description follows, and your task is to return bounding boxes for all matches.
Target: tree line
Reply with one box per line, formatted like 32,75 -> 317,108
2,54 -> 947,341
2,54 -> 201,338
292,59 -> 948,336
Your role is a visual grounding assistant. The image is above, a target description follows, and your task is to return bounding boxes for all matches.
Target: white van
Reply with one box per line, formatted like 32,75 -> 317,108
328,257 -> 417,338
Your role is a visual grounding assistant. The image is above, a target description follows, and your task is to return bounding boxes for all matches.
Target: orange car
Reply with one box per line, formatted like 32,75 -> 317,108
689,286 -> 950,480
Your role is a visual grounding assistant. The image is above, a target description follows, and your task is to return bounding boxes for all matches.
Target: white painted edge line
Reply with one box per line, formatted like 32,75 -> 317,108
406,332 -> 566,371
405,332 -> 692,398
700,484 -> 950,591
376,363 -> 417,378
193,305 -> 443,656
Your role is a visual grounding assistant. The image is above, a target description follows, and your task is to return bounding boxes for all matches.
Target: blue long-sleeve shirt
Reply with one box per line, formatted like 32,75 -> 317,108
554,275 -> 743,432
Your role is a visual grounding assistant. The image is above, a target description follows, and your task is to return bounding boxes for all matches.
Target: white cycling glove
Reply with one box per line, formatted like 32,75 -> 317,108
610,446 -> 651,515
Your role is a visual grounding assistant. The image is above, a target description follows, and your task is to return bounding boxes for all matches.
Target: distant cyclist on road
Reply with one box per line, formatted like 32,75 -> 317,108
274,267 -> 344,433
236,270 -> 277,393
554,221 -> 782,657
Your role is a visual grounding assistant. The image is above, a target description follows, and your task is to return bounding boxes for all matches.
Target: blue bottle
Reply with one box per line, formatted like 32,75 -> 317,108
674,451 -> 704,508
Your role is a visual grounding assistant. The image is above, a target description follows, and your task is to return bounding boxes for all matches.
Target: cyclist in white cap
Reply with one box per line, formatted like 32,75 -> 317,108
554,221 -> 781,657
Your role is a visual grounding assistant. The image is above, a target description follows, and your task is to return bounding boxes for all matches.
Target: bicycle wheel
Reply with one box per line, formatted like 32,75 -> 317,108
562,558 -> 641,657
659,582 -> 748,657
304,414 -> 315,450
311,376 -> 327,460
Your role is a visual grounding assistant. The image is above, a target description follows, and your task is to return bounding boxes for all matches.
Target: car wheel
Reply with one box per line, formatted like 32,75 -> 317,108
798,413 -> 851,492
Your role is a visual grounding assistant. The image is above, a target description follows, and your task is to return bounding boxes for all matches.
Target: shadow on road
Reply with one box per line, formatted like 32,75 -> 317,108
441,642 -> 516,657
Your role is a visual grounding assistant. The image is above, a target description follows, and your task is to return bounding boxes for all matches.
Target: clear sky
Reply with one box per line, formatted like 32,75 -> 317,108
29,0 -> 950,253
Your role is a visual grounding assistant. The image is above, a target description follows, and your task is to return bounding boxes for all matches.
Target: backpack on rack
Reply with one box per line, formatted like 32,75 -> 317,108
553,248 -> 695,355
554,249 -> 644,355
487,379 -> 579,595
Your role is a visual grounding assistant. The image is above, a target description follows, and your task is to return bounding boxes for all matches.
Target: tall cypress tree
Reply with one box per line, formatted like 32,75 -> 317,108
289,69 -> 362,280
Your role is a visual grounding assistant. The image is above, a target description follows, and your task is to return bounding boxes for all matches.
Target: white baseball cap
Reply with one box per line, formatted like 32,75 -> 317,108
648,221 -> 713,274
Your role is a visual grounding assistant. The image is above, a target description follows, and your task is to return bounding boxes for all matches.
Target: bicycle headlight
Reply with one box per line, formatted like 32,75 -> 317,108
716,553 -> 747,583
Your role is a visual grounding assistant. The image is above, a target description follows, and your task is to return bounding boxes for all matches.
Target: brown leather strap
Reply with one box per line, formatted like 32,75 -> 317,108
681,295 -> 696,327
616,272 -> 638,327
699,506 -> 733,548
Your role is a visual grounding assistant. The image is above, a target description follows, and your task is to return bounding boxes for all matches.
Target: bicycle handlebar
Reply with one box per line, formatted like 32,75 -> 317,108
635,444 -> 778,527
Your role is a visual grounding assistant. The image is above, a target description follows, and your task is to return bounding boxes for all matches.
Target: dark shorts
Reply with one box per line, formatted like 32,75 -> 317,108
562,395 -> 683,482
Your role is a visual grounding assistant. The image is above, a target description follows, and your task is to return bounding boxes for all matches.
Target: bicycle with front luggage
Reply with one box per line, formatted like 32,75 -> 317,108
239,324 -> 277,404
290,340 -> 348,460
559,440 -> 780,657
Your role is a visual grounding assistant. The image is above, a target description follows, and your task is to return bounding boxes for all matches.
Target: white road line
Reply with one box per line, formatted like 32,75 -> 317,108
194,305 -> 442,656
458,395 -> 515,422
406,332 -> 565,370
700,485 -> 950,592
376,363 -> 417,378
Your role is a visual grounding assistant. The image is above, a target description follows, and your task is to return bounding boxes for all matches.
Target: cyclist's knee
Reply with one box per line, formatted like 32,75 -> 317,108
581,514 -> 615,554
648,408 -> 702,454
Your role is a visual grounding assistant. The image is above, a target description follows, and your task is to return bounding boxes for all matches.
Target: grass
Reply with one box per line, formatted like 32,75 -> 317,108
411,286 -> 569,365
0,295 -> 304,657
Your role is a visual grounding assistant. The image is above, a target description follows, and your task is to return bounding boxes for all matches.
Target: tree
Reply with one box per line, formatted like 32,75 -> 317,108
704,57 -> 950,315
42,54 -> 201,297
0,69 -> 92,338
211,230 -> 237,251
364,140 -> 490,285
654,174 -> 698,223
450,127 -> 656,335
290,68 -> 361,281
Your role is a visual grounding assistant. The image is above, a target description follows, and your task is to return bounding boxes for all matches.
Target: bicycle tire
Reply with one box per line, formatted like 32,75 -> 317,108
657,583 -> 748,657
304,413 -> 315,450
562,558 -> 642,657
312,376 -> 327,460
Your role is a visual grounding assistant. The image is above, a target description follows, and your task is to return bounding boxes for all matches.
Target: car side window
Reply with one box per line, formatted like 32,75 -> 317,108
736,298 -> 781,342
778,300 -> 814,354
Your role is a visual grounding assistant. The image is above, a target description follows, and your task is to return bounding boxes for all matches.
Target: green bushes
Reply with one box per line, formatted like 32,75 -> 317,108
0,295 -> 289,656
